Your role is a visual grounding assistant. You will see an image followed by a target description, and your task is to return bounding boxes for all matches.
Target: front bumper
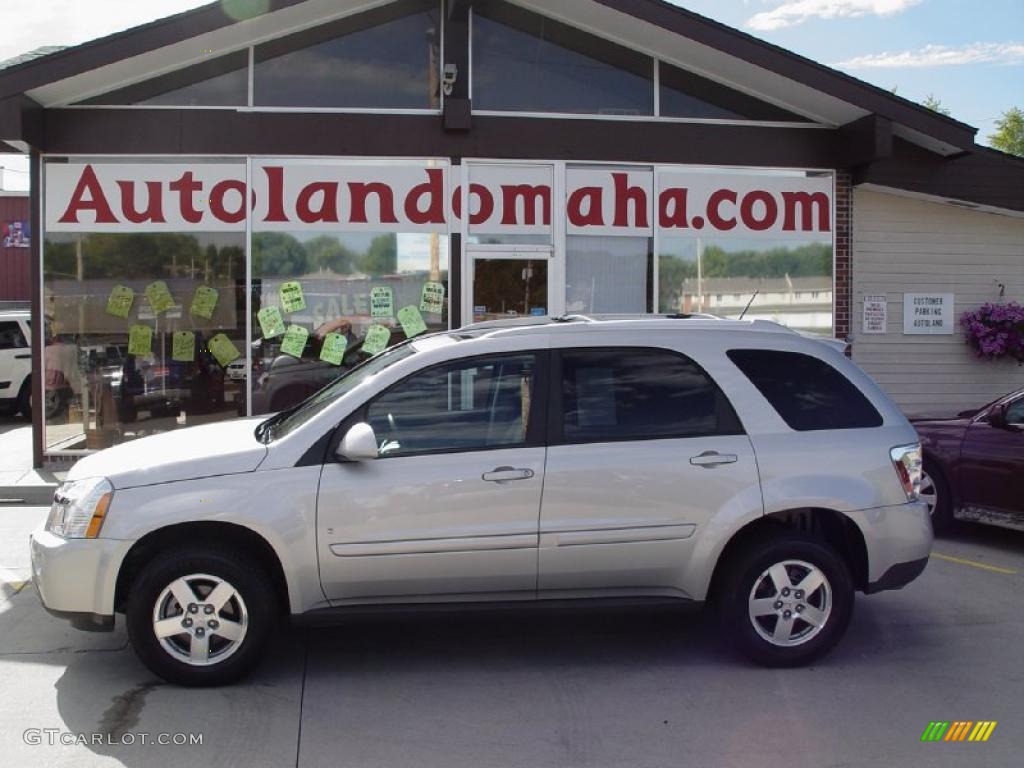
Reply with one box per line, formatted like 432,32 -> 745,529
29,527 -> 133,632
847,500 -> 933,593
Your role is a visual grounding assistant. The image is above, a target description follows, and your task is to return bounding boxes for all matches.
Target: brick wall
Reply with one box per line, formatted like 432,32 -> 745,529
834,171 -> 852,340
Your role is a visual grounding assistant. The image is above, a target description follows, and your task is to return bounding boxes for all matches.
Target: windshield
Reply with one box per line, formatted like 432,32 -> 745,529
259,342 -> 419,441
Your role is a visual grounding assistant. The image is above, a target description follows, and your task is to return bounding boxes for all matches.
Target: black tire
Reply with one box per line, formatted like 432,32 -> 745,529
718,532 -> 854,667
921,461 -> 953,533
125,547 -> 277,687
16,379 -> 31,419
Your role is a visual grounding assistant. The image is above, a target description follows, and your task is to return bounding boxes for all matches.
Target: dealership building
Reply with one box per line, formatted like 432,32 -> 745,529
0,0 -> 1021,465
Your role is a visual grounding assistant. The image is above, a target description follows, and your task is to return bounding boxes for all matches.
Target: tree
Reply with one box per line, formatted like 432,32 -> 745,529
359,234 -> 398,276
252,232 -> 308,276
305,235 -> 357,274
989,107 -> 1024,157
921,94 -> 950,116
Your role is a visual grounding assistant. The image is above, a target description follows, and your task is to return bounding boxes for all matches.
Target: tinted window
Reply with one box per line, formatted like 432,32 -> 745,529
254,0 -> 441,109
659,62 -> 810,121
366,353 -> 539,456
472,0 -> 653,115
560,348 -> 740,442
79,52 -> 248,106
1005,399 -> 1024,425
0,321 -> 26,349
728,349 -> 883,431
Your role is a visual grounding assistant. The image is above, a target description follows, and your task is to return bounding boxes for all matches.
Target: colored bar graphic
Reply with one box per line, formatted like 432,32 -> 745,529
922,721 -> 996,742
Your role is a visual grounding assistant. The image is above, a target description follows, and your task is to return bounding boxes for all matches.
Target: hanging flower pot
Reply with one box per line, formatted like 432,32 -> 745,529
960,302 -> 1024,364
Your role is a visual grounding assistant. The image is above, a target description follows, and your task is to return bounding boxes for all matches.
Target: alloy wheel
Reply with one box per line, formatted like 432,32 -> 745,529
748,559 -> 832,647
152,573 -> 249,666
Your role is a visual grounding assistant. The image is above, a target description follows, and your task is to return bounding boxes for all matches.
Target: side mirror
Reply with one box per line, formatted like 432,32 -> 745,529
988,403 -> 1009,429
336,422 -> 379,462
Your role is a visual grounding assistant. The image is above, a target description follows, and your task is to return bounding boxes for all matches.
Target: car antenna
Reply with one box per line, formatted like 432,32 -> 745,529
738,290 -> 759,320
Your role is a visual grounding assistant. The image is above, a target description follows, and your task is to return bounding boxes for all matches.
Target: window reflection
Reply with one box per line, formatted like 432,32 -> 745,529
472,0 -> 653,115
250,231 -> 449,414
78,52 -> 248,107
659,239 -> 833,334
254,0 -> 441,109
42,231 -> 245,452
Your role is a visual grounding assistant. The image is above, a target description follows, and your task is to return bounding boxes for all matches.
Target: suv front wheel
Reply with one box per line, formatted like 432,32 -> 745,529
719,533 -> 854,667
125,547 -> 277,686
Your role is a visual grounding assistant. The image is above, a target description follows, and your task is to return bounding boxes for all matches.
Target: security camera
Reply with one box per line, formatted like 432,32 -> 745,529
442,63 -> 458,97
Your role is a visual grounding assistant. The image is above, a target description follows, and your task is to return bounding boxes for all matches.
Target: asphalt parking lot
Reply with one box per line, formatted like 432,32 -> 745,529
1,505 -> 1021,768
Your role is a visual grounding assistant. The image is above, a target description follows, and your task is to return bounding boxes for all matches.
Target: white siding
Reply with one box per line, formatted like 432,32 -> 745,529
852,188 -> 1024,417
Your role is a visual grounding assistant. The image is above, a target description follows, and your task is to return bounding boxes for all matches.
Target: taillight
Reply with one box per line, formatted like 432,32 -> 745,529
890,443 -> 922,501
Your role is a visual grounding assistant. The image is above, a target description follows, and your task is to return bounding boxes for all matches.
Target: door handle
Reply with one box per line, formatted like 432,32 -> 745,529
14,353 -> 30,359
689,451 -> 738,468
482,466 -> 535,483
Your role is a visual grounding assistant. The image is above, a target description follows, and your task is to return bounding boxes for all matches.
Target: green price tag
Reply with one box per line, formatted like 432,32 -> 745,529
106,285 -> 134,319
370,287 -> 393,318
190,285 -> 219,320
127,324 -> 153,357
144,280 -> 176,314
398,305 -> 428,338
280,325 -> 309,358
279,281 -> 306,314
362,325 -> 391,356
208,334 -> 241,367
320,332 -> 348,366
258,306 -> 286,339
420,282 -> 445,314
172,331 -> 195,362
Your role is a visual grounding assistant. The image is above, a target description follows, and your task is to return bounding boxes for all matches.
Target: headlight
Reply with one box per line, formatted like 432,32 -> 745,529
46,477 -> 113,538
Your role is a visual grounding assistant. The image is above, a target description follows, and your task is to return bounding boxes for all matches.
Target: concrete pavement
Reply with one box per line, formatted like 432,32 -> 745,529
0,418 -> 65,504
1,504 -> 1022,768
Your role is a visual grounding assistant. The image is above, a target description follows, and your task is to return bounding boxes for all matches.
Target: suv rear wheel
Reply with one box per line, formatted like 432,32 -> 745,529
125,547 -> 277,687
719,533 -> 853,666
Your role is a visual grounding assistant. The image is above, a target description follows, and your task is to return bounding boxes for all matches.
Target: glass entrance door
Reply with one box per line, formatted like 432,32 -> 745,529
467,250 -> 552,323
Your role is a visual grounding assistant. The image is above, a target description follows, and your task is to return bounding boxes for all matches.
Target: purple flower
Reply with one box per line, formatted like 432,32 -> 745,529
961,302 -> 1024,363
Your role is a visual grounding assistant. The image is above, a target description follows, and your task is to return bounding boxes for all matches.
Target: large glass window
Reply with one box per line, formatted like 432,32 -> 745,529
658,62 -> 810,122
254,0 -> 441,109
472,0 -> 653,115
43,222 -> 246,452
250,230 -> 449,415
77,52 -> 248,106
659,239 -> 833,334
566,236 -> 653,314
560,348 -> 741,442
366,353 -> 539,456
656,169 -> 834,335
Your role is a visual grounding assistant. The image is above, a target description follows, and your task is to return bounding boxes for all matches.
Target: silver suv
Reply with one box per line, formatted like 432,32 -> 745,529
31,316 -> 932,686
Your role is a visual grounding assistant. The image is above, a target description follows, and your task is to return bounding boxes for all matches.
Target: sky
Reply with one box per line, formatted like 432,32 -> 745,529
1,0 -> 1022,192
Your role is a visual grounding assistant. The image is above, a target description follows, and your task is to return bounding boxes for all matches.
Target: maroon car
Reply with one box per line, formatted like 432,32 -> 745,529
912,388 -> 1024,532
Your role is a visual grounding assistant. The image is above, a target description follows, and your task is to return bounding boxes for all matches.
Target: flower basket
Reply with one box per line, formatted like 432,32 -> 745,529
960,302 -> 1024,364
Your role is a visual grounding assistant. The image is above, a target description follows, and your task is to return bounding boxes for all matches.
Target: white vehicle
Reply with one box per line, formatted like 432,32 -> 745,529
0,309 -> 32,417
31,315 -> 932,686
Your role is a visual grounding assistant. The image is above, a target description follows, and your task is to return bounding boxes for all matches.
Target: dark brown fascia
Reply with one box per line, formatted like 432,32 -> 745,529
854,138 -> 1024,214
837,114 -> 893,169
0,95 -> 44,148
41,108 -> 838,168
448,0 -> 471,21
594,0 -> 978,152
